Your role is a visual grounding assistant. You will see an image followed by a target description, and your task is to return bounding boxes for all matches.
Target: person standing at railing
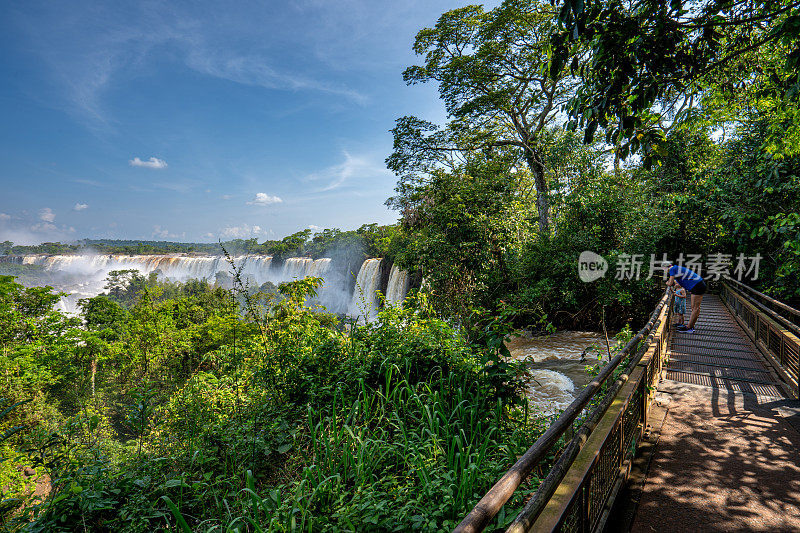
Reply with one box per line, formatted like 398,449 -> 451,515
668,263 -> 707,333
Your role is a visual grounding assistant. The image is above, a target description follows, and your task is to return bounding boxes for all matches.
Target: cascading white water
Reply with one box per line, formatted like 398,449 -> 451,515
281,257 -> 313,279
506,331 -> 609,416
348,258 -> 383,320
308,258 -> 332,278
13,253 -> 380,317
237,256 -> 273,286
385,265 -> 410,306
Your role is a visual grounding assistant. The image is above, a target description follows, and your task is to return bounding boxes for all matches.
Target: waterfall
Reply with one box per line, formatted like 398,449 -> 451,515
281,257 -> 313,280
238,256 -> 273,285
12,253 -> 381,318
385,265 -> 410,306
308,258 -> 332,278
348,258 -> 383,320
26,254 -> 236,283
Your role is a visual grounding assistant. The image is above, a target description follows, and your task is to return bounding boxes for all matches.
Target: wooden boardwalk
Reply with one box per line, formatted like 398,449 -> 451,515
627,295 -> 800,532
664,295 -> 785,397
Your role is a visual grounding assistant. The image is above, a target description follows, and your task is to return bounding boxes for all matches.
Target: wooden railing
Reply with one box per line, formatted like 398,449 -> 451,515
453,291 -> 673,533
721,278 -> 800,399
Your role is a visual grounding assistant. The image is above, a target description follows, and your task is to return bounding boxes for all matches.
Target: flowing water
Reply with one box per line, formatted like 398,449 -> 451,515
9,254 -> 399,317
348,258 -> 383,320
385,264 -> 410,306
506,331 -> 610,416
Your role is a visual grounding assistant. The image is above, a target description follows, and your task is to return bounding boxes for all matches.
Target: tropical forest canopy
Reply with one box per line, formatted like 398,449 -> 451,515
1,0 -> 799,531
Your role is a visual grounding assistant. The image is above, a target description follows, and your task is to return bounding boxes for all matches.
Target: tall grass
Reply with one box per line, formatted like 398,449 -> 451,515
161,364 -> 535,532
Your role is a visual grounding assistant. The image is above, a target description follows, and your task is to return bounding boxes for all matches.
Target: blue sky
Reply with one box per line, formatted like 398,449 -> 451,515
0,0 -> 485,244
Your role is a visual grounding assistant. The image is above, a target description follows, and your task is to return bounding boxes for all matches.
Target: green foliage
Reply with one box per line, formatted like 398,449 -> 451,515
390,0 -> 583,236
550,0 -> 800,164
1,267 -> 537,532
643,121 -> 800,300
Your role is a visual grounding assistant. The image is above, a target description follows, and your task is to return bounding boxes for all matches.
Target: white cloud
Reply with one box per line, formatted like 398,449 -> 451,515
31,222 -> 57,232
74,178 -> 105,187
308,224 -> 322,231
152,226 -> 170,238
304,150 -> 392,192
73,203 -> 89,211
220,224 -> 265,239
221,194 -> 233,200
247,193 -> 283,206
151,225 -> 185,240
130,156 -> 168,169
185,52 -> 366,104
0,213 -> 10,221
39,208 -> 56,222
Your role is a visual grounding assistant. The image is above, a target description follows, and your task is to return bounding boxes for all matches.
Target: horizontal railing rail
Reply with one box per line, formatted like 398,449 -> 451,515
721,279 -> 800,399
724,277 -> 800,328
453,291 -> 673,533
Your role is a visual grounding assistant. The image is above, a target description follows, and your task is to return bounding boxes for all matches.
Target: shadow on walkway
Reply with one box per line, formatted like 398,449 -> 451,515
629,382 -> 800,533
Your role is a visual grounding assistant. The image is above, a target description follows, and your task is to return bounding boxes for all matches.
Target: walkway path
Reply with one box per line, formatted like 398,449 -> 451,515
630,295 -> 800,532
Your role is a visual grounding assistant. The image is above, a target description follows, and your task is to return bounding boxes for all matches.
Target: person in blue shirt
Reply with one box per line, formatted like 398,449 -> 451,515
667,263 -> 707,333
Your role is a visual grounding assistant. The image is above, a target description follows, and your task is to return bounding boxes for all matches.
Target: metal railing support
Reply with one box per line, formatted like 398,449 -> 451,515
453,291 -> 671,533
721,280 -> 800,399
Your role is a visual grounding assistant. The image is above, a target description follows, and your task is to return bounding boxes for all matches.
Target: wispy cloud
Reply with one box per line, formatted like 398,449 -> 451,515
73,178 -> 106,187
247,192 -> 283,206
130,156 -> 168,169
151,225 -> 185,240
73,203 -> 89,211
304,150 -> 391,192
154,180 -> 200,193
185,52 -> 366,104
220,224 -> 265,238
39,207 -> 56,222
0,210 -> 76,244
16,2 -> 370,127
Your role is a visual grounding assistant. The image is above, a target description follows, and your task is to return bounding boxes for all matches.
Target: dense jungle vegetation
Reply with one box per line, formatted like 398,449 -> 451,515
2,0 -> 799,531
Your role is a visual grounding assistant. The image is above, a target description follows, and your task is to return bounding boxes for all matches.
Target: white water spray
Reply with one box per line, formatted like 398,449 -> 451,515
385,264 -> 410,306
348,258 -> 383,320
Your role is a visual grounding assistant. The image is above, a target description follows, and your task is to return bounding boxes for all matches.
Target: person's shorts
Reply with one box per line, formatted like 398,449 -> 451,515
689,280 -> 707,295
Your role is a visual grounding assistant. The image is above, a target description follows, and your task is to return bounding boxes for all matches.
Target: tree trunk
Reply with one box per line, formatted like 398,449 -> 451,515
91,357 -> 97,397
524,148 -> 550,236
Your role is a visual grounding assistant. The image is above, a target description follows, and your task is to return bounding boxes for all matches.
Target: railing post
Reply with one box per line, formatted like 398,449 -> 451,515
756,314 -> 761,343
781,333 -> 787,367
582,475 -> 591,533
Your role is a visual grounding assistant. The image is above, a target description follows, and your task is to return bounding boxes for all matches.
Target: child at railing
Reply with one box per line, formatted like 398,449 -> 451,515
669,279 -> 687,327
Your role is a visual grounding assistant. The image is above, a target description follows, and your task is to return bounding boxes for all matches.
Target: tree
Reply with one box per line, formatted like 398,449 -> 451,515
0,276 -> 82,426
549,0 -> 800,163
391,153 -> 537,317
104,270 -> 143,303
262,229 -> 312,259
389,0 -> 579,236
79,295 -> 126,333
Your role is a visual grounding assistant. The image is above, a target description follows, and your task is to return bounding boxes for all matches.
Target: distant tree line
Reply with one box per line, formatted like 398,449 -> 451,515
0,224 -> 401,262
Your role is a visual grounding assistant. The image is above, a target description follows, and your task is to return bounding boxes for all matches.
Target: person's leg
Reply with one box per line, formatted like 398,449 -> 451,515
688,294 -> 703,329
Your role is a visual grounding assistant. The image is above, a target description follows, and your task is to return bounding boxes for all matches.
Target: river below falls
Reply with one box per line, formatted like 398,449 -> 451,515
506,331 -> 611,417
